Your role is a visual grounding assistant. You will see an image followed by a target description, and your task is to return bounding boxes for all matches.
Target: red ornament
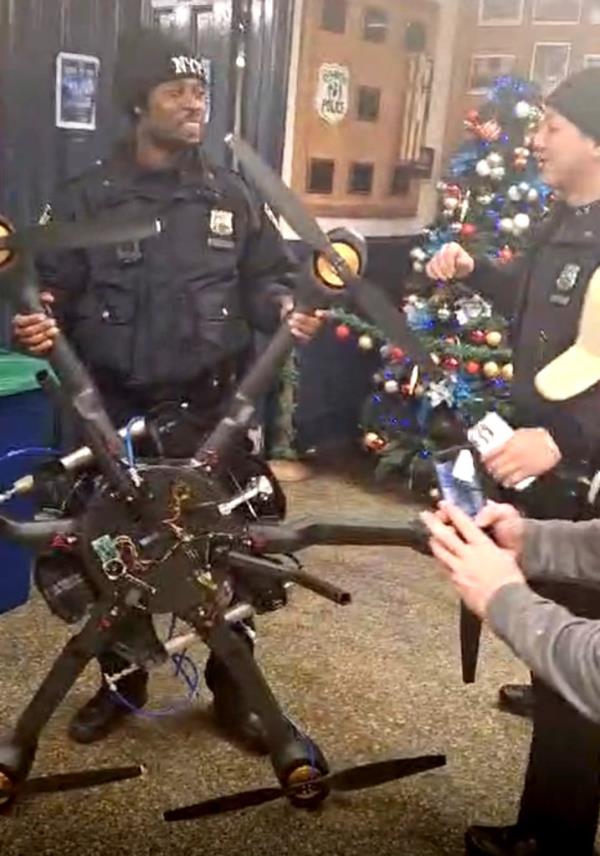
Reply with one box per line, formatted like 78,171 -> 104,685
389,346 -> 405,362
442,356 -> 460,371
335,324 -> 351,341
470,330 -> 486,344
498,246 -> 514,264
465,361 -> 481,375
478,119 -> 502,142
466,109 -> 480,124
461,223 -> 477,238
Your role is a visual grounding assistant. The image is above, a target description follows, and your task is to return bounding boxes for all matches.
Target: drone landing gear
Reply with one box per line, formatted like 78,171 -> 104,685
0,601 -> 145,814
165,618 -> 446,822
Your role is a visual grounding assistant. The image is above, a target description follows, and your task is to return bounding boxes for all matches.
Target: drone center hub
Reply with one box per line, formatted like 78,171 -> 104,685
80,464 -> 245,616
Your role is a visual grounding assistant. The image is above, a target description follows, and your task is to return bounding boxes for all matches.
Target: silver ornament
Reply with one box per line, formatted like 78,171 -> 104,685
487,152 -> 504,168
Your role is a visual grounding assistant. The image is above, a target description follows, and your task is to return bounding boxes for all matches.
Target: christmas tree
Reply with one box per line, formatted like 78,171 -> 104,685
344,77 -> 553,491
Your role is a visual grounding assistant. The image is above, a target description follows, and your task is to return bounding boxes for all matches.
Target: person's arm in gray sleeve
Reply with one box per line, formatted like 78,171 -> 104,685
519,518 -> 600,583
487,583 -> 600,724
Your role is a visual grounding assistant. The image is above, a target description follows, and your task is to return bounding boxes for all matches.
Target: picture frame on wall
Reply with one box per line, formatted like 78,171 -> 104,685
468,54 -> 517,93
530,43 -> 571,96
55,52 -> 100,131
532,0 -> 582,24
478,0 -> 524,26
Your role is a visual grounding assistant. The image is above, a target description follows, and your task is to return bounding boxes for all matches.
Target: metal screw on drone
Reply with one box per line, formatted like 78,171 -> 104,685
218,476 -> 274,516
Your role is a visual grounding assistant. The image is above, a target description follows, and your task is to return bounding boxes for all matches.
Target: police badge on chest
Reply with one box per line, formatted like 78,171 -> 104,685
550,263 -> 581,306
208,208 -> 236,250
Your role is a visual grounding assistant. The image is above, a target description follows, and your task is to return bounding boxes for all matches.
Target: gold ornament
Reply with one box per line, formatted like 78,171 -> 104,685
486,331 -> 502,347
483,361 -> 500,379
358,334 -> 374,351
501,363 -> 514,381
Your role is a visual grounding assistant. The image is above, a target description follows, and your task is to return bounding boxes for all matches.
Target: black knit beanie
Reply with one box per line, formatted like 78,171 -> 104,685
546,67 -> 600,143
113,28 -> 206,115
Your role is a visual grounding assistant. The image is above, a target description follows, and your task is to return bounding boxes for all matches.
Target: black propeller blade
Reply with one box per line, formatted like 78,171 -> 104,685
225,135 -> 440,376
327,754 -> 446,792
164,753 -> 446,821
164,786 -> 285,821
0,764 -> 144,798
0,216 -> 162,256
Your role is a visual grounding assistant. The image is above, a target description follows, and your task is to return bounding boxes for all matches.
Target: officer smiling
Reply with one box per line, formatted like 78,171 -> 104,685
12,28 -> 324,750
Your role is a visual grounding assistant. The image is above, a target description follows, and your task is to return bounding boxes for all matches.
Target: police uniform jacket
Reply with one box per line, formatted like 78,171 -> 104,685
466,201 -> 600,470
38,145 -> 297,398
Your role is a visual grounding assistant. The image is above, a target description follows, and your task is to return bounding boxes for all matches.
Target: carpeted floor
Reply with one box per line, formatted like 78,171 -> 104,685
0,473 -> 533,856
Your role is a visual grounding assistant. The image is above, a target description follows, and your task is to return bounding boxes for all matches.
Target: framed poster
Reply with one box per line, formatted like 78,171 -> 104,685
532,0 -> 582,24
56,52 -> 100,131
478,0 -> 524,26
530,43 -> 571,96
468,54 -> 516,93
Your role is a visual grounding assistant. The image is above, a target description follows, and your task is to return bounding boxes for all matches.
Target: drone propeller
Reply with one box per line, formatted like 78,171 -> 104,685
0,214 -> 162,267
0,764 -> 144,802
164,753 -> 446,821
225,135 -> 440,375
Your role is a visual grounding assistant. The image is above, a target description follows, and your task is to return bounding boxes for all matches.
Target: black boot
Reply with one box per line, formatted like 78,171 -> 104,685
204,630 -> 269,756
465,823 -> 598,855
498,684 -> 535,719
465,825 -> 544,855
68,668 -> 148,745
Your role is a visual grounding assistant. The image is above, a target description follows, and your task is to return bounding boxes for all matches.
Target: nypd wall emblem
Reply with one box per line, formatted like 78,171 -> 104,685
210,209 -> 234,237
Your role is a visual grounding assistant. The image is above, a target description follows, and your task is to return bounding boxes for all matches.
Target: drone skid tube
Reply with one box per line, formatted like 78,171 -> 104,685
228,551 -> 352,606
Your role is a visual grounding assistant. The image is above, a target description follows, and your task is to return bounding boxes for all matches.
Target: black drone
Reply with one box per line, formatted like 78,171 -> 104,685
0,137 -> 516,822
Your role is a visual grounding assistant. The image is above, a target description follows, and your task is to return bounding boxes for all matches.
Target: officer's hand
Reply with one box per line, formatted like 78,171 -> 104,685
421,503 -> 526,619
12,292 -> 60,356
482,427 -> 562,488
473,501 -> 525,554
426,243 -> 475,281
280,297 -> 326,344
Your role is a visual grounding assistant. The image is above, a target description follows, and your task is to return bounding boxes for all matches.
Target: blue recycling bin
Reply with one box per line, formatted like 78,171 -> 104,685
0,351 -> 55,614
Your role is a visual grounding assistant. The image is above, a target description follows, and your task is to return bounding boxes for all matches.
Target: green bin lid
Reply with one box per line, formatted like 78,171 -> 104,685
0,349 -> 55,397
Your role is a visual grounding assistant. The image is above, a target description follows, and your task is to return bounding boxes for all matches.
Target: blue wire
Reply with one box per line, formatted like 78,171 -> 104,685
124,418 -> 141,468
0,447 -> 60,465
110,614 -> 202,718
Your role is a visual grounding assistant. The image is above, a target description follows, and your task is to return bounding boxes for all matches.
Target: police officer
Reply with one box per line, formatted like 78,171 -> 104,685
426,67 -> 600,855
12,29 -> 323,750
428,68 -> 600,720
